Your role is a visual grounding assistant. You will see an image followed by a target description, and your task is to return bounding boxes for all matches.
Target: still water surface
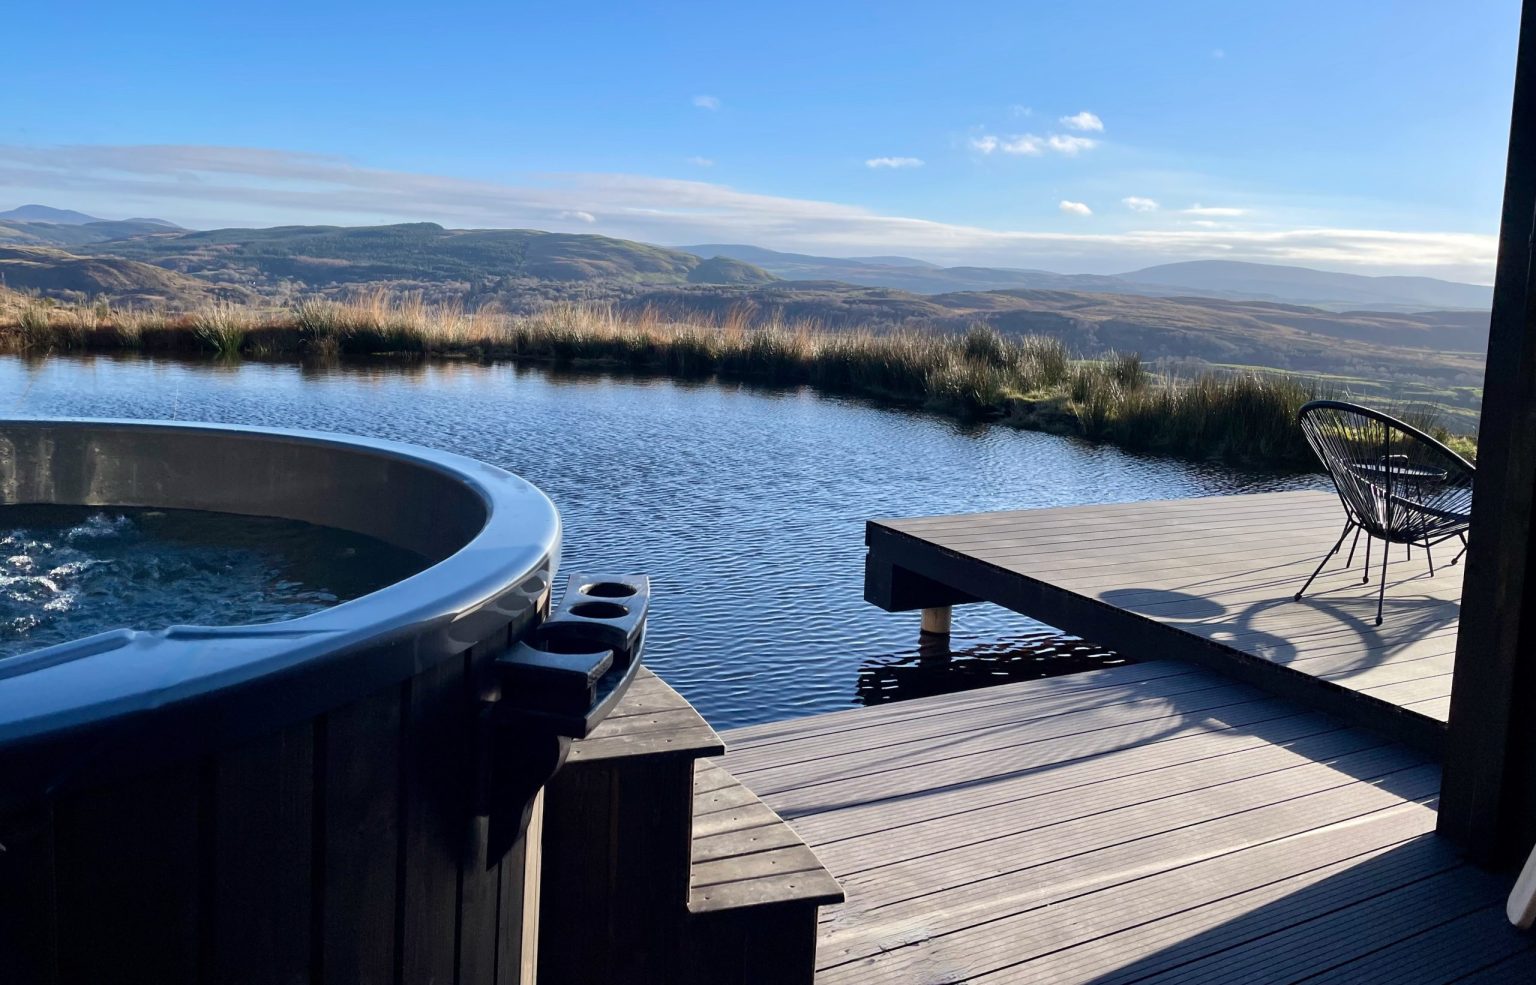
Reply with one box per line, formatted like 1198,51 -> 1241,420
1,356 -> 1322,728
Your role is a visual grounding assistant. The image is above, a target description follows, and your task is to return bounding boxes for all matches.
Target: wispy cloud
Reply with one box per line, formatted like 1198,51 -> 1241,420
1184,204 -> 1247,216
1047,134 -> 1097,155
0,144 -> 1494,279
687,156 -> 714,167
558,210 -> 596,223
692,95 -> 720,110
1059,111 -> 1104,132
1059,200 -> 1093,216
972,132 -> 1096,156
1122,196 -> 1159,212
865,156 -> 924,169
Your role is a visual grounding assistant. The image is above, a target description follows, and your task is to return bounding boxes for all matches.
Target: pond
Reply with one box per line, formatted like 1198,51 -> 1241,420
0,355 -> 1323,729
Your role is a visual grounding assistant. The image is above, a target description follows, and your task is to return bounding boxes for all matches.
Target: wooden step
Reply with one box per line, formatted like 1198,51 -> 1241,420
537,667 -> 725,985
681,760 -> 844,985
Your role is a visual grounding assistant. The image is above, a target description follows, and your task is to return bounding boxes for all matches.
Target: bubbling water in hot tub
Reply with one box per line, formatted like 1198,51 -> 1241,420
0,504 -> 430,658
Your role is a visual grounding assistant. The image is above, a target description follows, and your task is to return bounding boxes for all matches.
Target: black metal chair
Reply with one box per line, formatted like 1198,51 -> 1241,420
1293,399 -> 1475,625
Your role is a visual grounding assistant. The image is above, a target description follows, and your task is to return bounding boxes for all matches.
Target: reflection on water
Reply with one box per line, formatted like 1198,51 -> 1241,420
1,354 -> 1324,728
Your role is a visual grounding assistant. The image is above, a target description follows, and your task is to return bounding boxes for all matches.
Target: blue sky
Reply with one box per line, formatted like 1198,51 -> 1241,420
0,0 -> 1520,279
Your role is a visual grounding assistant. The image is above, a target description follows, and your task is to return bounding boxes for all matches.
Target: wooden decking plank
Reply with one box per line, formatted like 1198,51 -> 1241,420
833,750 -> 1433,914
877,490 -> 1324,532
1299,905 -> 1535,984
725,661 -> 1199,749
1095,854 -> 1506,985
787,711 -> 1357,845
756,695 -> 1347,818
736,679 -> 1304,793
815,797 -> 1440,982
814,726 -> 1391,875
918,513 -> 1332,556
721,671 -> 1251,775
1004,835 -> 1467,985
691,820 -> 807,864
688,760 -> 844,916
1449,950 -> 1536,983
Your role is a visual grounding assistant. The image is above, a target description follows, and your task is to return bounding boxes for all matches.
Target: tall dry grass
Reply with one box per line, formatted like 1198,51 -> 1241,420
0,293 -> 1458,468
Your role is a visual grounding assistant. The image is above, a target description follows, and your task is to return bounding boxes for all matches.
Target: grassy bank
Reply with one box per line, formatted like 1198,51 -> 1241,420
0,292 -> 1473,468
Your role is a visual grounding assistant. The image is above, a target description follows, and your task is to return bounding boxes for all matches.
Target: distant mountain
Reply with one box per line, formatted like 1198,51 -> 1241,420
0,205 -> 104,225
680,244 -> 1492,312
1120,260 -> 1493,312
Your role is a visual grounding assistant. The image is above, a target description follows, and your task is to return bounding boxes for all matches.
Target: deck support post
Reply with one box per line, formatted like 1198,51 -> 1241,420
920,606 -> 952,638
1440,0 -> 1536,867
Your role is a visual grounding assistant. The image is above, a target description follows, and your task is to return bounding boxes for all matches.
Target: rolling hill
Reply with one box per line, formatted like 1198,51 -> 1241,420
0,246 -> 253,306
681,244 -> 1492,311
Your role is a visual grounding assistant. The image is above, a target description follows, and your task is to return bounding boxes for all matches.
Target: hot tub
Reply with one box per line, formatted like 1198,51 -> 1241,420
0,418 -> 642,985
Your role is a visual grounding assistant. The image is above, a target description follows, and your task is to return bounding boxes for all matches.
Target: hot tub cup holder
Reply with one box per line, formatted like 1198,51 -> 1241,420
537,573 -> 650,668
484,573 -> 650,857
578,580 -> 638,599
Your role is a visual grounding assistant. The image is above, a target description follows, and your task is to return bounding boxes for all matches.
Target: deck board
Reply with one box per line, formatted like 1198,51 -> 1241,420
720,664 -> 1535,984
868,490 -> 1462,752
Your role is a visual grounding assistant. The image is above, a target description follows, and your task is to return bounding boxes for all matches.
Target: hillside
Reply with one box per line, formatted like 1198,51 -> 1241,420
681,244 -> 1492,311
1121,260 -> 1494,311
0,246 -> 254,306
87,223 -> 776,290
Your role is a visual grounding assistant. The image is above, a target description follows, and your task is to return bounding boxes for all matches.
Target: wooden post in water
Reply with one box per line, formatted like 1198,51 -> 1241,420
920,606 -> 952,638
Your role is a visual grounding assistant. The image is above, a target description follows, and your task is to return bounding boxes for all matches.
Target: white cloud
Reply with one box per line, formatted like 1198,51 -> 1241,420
1047,134 -> 1097,155
972,132 -> 1095,156
1185,204 -> 1248,216
692,95 -> 720,110
687,156 -> 714,167
1059,200 -> 1093,217
1189,220 -> 1223,228
1059,111 -> 1104,132
1122,196 -> 1159,212
866,156 -> 924,169
0,143 -> 1495,280
558,210 -> 596,223
1001,136 -> 1043,155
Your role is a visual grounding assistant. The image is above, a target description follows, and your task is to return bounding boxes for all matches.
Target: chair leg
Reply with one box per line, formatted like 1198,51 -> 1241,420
1425,541 -> 1436,577
1376,538 -> 1390,626
1346,526 -> 1363,568
1452,533 -> 1468,566
1295,520 -> 1355,602
1363,534 -> 1372,585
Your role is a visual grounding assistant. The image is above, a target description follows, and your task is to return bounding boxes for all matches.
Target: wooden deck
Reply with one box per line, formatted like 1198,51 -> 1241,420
720,662 -> 1536,984
866,490 -> 1462,754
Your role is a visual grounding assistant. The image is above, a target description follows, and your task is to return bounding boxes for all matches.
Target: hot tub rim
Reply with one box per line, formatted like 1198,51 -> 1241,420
0,417 -> 562,795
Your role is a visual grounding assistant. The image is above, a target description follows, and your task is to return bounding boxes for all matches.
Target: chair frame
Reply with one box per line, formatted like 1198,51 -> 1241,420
1292,400 -> 1475,625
